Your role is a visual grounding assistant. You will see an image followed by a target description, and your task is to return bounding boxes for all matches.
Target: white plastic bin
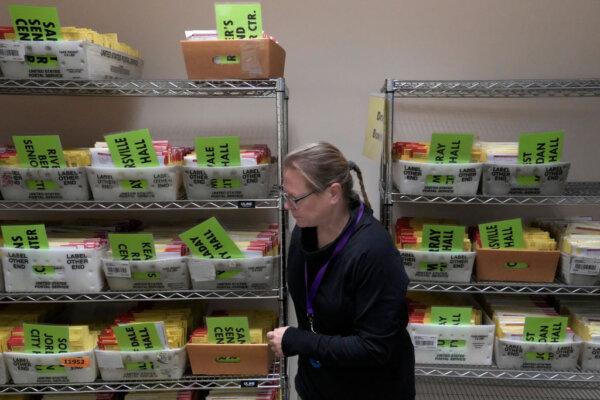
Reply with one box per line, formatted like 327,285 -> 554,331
494,336 -> 582,370
86,166 -> 180,202
1,247 -> 105,292
183,164 -> 276,200
0,167 -> 89,201
102,257 -> 190,291
482,162 -> 570,196
95,348 -> 186,381
188,256 -> 276,290
560,253 -> 600,286
393,160 -> 482,196
408,321 -> 495,365
399,250 -> 475,282
4,350 -> 97,384
0,353 -> 7,384
579,340 -> 600,371
0,40 -> 142,80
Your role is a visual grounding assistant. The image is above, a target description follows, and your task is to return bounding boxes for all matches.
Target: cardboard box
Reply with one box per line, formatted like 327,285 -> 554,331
475,247 -> 560,282
187,343 -> 272,375
180,38 -> 285,80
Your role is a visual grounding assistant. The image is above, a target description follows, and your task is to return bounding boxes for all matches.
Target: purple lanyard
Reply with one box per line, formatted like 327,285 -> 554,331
304,203 -> 365,332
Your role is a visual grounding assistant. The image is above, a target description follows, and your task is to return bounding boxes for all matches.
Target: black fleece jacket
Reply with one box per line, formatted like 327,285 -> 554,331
282,202 -> 415,400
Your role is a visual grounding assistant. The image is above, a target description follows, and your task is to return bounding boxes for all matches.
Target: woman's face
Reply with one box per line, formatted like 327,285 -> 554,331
283,168 -> 332,228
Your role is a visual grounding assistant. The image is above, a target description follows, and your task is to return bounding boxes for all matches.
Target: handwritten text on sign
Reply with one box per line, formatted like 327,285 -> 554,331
430,307 -> 473,326
421,224 -> 465,252
519,131 -> 564,164
105,129 -> 159,168
206,316 -> 250,344
524,316 -> 568,343
215,3 -> 263,40
108,233 -> 156,261
196,136 -> 241,167
428,133 -> 474,164
113,322 -> 165,351
478,218 -> 525,249
1,224 -> 49,249
179,217 -> 244,259
9,5 -> 62,41
13,135 -> 66,168
24,323 -> 70,354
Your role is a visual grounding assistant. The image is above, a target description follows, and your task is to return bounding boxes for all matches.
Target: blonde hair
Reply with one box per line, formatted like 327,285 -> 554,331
284,142 -> 371,209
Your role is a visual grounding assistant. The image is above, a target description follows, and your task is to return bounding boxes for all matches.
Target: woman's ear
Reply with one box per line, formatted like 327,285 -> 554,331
328,182 -> 343,205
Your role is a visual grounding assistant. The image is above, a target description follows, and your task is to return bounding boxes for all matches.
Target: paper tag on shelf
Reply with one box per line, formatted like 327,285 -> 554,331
412,334 -> 438,350
96,351 -> 124,369
570,257 -> 600,276
428,133 -> 474,164
518,130 -> 564,164
103,262 -> 132,278
362,94 -> 385,161
60,356 -> 91,369
0,41 -> 25,61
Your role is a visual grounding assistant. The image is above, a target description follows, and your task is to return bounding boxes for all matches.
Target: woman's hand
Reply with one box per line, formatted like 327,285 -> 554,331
267,326 -> 290,358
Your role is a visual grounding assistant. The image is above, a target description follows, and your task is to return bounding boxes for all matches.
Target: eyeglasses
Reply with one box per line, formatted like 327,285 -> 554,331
279,186 -> 317,209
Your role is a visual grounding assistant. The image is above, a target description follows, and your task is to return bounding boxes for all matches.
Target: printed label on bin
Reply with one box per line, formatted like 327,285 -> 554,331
113,322 -> 165,351
504,262 -> 529,270
516,175 -> 541,187
25,179 -> 60,191
525,351 -> 554,362
362,95 -> 385,161
105,129 -> 159,168
426,175 -> 455,185
428,133 -> 474,164
1,224 -> 49,249
215,3 -> 263,39
418,262 -> 448,272
132,271 -> 161,281
524,316 -> 568,343
518,131 -> 564,164
35,365 -> 66,374
9,5 -> 63,41
216,356 -> 242,363
24,324 -> 70,354
32,265 -> 56,276
109,233 -> 156,261
189,262 -> 216,281
412,334 -> 438,350
95,351 -> 124,369
120,179 -> 149,191
437,339 -> 467,351
211,178 -> 241,189
60,356 -> 91,369
422,225 -> 465,252
26,54 -> 59,68
179,217 -> 244,259
196,136 -> 241,167
207,316 -> 250,344
125,361 -> 155,371
478,218 -> 525,249
570,257 -> 600,276
0,41 -> 25,61
430,307 -> 472,326
103,262 -> 132,278
13,135 -> 66,168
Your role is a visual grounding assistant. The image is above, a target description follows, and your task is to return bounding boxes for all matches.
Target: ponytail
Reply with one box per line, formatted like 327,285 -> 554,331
347,160 -> 372,210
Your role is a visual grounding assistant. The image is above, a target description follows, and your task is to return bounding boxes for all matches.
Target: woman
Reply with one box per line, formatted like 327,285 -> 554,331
267,142 -> 415,400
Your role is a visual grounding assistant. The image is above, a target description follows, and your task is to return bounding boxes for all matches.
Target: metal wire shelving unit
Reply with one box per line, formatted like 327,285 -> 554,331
0,78 -> 289,398
379,78 -> 600,396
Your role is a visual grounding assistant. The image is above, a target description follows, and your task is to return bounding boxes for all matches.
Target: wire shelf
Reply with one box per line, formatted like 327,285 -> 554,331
409,281 -> 600,296
0,79 -> 284,98
389,79 -> 600,98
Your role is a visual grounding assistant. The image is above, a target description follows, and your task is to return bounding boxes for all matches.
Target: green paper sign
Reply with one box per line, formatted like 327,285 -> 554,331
125,361 -> 155,371
35,365 -> 66,374
428,133 -> 474,164
518,131 -> 564,164
215,3 -> 263,40
196,136 -> 241,167
26,54 -> 59,68
206,316 -> 250,344
210,178 -> 241,189
426,175 -> 455,185
105,129 -> 159,168
13,135 -> 66,169
132,271 -> 161,281
524,316 -> 568,343
505,262 -> 529,270
9,5 -> 62,41
25,179 -> 59,191
421,224 -> 465,252
113,322 -> 165,351
216,269 -> 242,280
108,233 -> 156,261
430,306 -> 472,326
478,218 -> 525,249
179,217 -> 244,259
1,224 -> 49,249
516,175 -> 540,187
418,262 -> 447,272
24,323 -> 70,354
120,179 -> 149,191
